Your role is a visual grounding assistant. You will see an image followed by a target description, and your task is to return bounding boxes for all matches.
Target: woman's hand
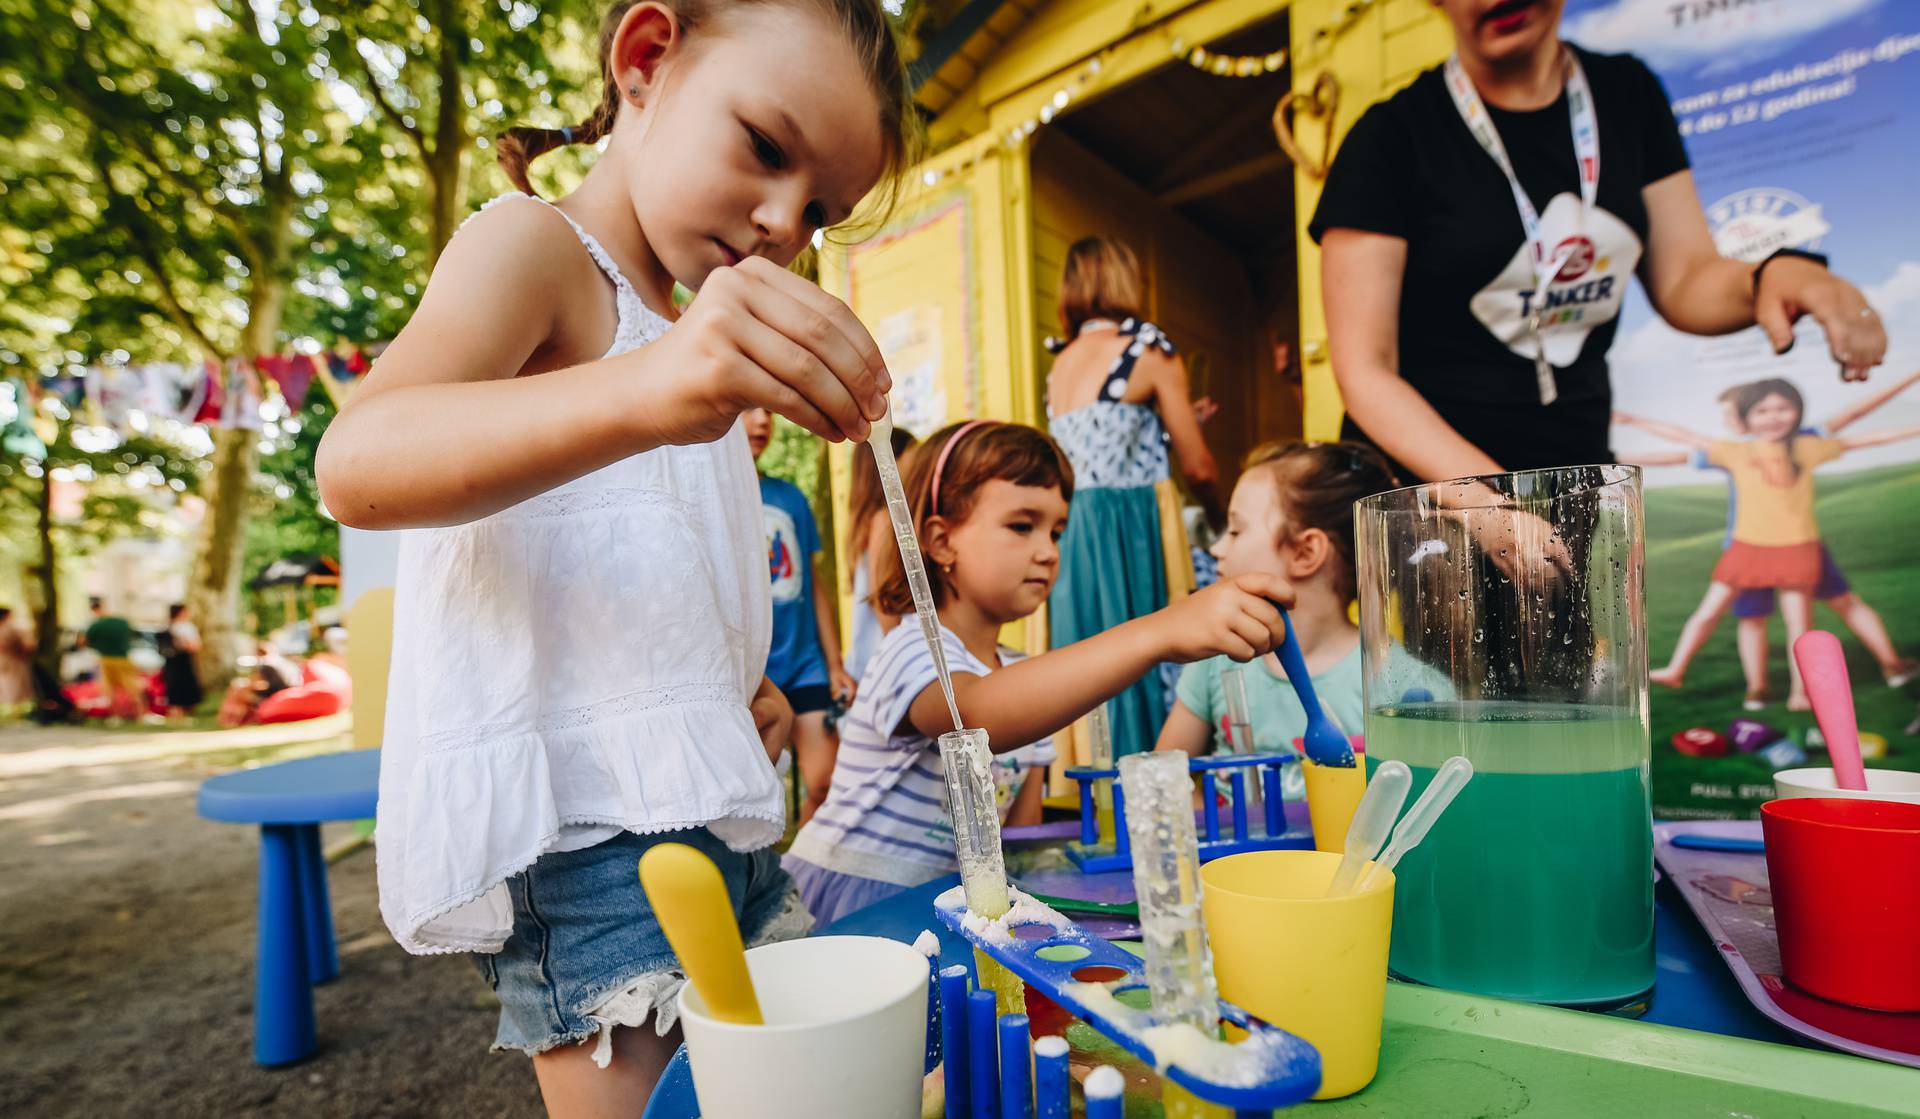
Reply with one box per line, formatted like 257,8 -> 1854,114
647,256 -> 892,445
1754,257 -> 1886,382
1148,572 -> 1294,663
1459,504 -> 1575,585
749,677 -> 795,765
830,664 -> 858,705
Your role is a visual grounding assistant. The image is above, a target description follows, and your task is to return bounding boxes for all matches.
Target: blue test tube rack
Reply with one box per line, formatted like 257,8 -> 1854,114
933,885 -> 1321,1115
1065,752 -> 1312,874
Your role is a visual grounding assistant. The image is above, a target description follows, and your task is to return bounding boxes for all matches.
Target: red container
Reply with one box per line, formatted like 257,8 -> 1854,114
1761,797 -> 1920,1012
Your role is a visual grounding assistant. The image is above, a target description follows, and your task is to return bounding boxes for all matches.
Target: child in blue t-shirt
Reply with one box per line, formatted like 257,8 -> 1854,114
1157,441 -> 1399,758
747,409 -> 854,823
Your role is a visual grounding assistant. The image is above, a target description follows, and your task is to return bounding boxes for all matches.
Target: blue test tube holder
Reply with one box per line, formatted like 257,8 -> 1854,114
1065,752 -> 1312,874
933,886 -> 1321,1116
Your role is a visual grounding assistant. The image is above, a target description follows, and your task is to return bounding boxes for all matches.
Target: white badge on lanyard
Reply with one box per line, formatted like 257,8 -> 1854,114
1445,48 -> 1599,407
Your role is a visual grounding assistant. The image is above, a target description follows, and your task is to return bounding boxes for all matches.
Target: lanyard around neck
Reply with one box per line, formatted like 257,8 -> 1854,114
1444,47 -> 1599,405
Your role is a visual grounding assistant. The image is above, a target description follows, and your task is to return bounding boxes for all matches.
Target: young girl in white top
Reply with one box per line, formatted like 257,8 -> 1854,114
784,421 -> 1296,924
315,1 -> 911,1111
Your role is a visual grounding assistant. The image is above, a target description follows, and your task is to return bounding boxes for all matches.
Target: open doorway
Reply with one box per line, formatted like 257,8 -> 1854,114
1031,13 -> 1300,493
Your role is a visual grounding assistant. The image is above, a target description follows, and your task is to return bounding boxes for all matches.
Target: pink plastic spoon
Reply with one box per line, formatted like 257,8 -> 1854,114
1794,630 -> 1867,791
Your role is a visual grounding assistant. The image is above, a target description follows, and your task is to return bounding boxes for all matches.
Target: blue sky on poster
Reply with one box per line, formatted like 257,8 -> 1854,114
1562,0 -> 1920,478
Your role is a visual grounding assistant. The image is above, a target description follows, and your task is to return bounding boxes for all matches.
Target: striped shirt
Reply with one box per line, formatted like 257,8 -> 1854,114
785,621 -> 1055,887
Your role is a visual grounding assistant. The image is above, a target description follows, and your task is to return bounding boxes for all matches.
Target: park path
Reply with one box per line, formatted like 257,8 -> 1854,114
0,717 -> 542,1117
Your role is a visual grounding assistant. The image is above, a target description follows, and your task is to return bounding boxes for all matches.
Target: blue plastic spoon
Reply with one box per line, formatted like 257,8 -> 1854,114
1272,605 -> 1355,768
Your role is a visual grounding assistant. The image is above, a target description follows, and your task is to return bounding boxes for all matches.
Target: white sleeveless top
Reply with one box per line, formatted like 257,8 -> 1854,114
375,193 -> 779,955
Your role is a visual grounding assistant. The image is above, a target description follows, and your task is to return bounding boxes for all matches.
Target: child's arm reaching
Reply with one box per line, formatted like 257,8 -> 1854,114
1610,410 -> 1714,449
905,573 -> 1293,752
1840,424 -> 1920,451
1616,450 -> 1691,467
1823,369 -> 1920,435
317,206 -> 889,529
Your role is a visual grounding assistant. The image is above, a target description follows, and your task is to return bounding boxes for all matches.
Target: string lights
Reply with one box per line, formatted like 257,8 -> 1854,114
906,0 -> 1378,193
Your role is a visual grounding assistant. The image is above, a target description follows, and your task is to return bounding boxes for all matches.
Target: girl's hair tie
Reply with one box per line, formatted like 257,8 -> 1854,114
559,125 -> 575,144
930,420 -> 992,518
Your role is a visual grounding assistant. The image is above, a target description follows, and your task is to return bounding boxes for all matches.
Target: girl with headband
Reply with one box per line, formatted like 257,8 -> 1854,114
784,420 -> 1294,923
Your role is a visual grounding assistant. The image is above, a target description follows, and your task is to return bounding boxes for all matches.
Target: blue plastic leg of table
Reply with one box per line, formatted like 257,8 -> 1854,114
294,824 -> 339,985
255,823 -> 315,1066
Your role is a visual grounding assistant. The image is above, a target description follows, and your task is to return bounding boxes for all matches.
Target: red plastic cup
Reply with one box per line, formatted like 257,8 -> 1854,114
1761,797 -> 1920,1011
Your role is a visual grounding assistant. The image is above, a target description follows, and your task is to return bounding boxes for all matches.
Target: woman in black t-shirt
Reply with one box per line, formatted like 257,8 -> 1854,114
1311,0 -> 1885,513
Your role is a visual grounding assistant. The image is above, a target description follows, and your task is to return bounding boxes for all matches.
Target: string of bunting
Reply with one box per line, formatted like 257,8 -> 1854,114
4,341 -> 387,453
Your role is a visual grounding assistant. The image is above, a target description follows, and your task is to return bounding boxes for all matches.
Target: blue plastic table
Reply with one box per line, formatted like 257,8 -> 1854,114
197,748 -> 380,1066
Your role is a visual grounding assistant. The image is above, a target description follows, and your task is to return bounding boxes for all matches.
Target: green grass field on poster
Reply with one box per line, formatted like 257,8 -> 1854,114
1646,460 -> 1920,816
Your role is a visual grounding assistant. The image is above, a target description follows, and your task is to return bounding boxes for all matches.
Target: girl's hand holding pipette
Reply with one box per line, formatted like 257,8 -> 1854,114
649,256 -> 892,445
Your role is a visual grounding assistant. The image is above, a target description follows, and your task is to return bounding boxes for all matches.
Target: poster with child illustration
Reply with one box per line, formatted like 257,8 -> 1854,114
1566,0 -> 1920,816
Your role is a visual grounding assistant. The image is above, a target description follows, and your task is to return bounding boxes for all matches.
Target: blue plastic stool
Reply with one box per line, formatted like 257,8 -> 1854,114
197,748 -> 380,1066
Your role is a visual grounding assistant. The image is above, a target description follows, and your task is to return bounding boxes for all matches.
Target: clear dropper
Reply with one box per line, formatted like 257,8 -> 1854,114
867,406 -> 964,733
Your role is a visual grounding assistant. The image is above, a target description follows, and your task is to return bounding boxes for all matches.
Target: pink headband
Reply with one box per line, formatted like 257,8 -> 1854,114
930,420 -> 991,518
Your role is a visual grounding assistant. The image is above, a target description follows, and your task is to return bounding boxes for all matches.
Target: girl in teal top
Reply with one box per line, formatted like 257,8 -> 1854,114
1158,441 -> 1398,757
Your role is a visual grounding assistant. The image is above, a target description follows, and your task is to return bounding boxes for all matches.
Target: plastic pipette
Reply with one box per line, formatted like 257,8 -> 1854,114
1326,760 -> 1411,896
868,405 -> 964,732
1360,755 -> 1473,890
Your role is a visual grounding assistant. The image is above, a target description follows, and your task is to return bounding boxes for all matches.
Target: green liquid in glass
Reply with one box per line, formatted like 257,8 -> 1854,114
1367,701 -> 1653,1008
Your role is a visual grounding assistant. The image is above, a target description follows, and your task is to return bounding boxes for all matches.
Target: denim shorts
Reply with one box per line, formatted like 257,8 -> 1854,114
474,827 -> 810,1059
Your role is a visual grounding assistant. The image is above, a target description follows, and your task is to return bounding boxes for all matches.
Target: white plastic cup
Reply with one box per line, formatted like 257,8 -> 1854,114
1774,767 -> 1920,806
679,935 -> 930,1119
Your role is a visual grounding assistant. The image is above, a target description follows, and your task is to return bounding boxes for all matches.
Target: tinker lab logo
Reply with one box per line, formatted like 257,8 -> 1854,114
1470,193 -> 1644,368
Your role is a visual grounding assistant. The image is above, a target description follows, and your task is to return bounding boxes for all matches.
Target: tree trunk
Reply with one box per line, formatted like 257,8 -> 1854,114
185,274 -> 282,690
30,467 -> 60,680
424,0 -> 469,263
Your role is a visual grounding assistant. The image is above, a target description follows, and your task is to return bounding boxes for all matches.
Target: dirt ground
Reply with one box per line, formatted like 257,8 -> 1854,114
0,717 -> 545,1118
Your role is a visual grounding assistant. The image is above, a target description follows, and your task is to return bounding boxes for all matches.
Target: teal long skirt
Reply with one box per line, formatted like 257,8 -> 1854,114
1048,484 -> 1168,758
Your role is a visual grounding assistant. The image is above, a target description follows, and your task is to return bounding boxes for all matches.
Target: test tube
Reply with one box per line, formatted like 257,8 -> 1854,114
1087,701 -> 1117,847
1120,753 -> 1230,1119
1220,667 -> 1254,754
941,728 -> 1025,1015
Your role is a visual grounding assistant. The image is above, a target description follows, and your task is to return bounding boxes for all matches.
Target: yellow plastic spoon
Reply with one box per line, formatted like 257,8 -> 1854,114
638,844 -> 763,1025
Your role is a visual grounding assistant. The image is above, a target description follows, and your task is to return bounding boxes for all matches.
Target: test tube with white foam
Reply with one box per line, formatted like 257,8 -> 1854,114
1120,751 -> 1229,1119
1087,701 -> 1117,847
940,727 -> 1024,1015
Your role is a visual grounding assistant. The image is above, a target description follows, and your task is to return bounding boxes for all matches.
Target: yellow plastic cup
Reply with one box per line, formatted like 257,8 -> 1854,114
1201,850 -> 1394,1099
1302,755 -> 1367,853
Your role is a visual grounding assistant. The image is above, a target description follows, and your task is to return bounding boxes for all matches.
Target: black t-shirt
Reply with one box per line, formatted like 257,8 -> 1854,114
1309,46 -> 1690,476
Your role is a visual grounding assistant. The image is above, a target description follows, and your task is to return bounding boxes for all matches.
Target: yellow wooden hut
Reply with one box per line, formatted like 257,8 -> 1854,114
817,1 -> 1455,780
819,0 -> 1455,615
